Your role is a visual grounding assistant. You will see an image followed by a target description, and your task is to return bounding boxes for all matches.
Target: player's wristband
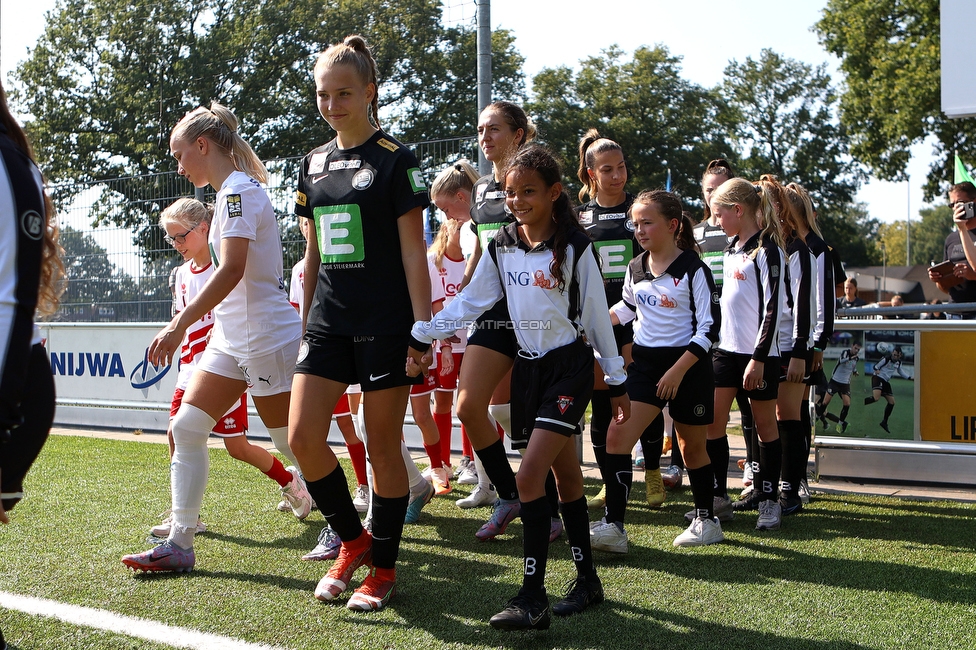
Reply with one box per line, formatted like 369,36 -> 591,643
409,336 -> 431,353
607,382 -> 627,398
813,347 -> 823,353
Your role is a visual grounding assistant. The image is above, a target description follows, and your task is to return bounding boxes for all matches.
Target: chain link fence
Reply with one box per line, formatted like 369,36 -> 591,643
51,136 -> 478,322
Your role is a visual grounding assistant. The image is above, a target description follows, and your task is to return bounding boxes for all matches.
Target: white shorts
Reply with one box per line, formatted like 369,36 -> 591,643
196,338 -> 299,397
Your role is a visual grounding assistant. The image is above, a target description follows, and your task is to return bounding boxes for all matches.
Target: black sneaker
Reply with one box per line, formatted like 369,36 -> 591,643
879,420 -> 891,433
779,494 -> 804,516
489,594 -> 551,631
552,574 -> 604,617
731,488 -> 764,511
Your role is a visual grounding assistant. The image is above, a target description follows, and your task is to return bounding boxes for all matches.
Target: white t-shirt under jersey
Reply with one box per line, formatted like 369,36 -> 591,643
208,171 -> 301,358
429,251 -> 467,352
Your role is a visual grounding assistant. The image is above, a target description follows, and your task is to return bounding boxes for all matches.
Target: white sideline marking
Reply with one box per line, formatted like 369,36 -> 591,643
0,591 -> 287,650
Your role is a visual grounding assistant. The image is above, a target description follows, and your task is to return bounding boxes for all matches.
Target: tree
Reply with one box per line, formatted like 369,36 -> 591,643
720,49 -> 864,220
10,0 -> 522,194
58,226 -> 137,320
816,0 -> 976,200
527,46 -> 735,203
822,201 -> 882,267
877,204 -> 954,267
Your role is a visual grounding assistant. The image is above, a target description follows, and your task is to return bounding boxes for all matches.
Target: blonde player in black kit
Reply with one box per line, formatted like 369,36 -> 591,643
287,35 -> 431,612
709,178 -> 786,531
576,130 -> 669,510
411,145 -> 628,631
594,191 -> 722,551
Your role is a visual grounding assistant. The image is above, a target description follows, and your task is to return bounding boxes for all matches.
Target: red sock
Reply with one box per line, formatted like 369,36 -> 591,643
423,443 -> 442,469
433,411 -> 453,467
346,441 -> 368,486
461,428 -> 473,458
265,456 -> 293,487
372,566 -> 396,582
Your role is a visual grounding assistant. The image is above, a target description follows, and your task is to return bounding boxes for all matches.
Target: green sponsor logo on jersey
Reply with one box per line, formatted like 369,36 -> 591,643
408,167 -> 426,193
593,239 -> 633,279
209,241 -> 219,268
702,250 -> 724,286
477,222 -> 503,250
315,204 -> 365,264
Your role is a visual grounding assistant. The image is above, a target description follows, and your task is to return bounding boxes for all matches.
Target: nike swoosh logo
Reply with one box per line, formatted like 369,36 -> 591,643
369,372 -> 390,381
528,611 -> 547,625
312,175 -> 328,183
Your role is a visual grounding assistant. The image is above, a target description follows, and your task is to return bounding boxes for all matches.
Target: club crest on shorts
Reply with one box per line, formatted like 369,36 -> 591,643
694,404 -> 705,417
297,340 -> 309,364
557,395 -> 574,414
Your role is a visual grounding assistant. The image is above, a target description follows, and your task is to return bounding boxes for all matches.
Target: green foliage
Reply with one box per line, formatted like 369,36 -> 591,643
816,0 -> 976,200
527,45 -> 735,203
720,49 -> 864,218
877,203 -> 954,266
822,201 -> 882,267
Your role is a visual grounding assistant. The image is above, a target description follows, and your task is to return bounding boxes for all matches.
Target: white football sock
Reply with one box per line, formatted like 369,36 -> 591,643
266,425 -> 298,468
488,403 -> 512,439
169,403 -> 214,542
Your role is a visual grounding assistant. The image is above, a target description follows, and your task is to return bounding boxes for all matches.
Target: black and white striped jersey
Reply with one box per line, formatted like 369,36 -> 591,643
719,232 -> 784,361
830,348 -> 859,384
778,235 -> 816,354
412,224 -> 626,388
0,124 -> 46,430
805,232 -> 835,350
873,355 -> 910,381
611,248 -> 720,359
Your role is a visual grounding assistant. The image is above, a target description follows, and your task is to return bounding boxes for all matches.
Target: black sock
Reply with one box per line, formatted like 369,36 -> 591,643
883,402 -> 894,423
779,420 -> 805,498
559,496 -> 596,579
369,492 -> 408,570
839,405 -> 850,423
476,439 -> 518,501
706,436 -> 730,497
589,390 -> 611,481
758,437 -> 782,501
603,452 -> 632,525
640,414 -> 664,471
687,464 -> 714,519
545,469 -> 559,518
865,396 -> 877,405
739,393 -> 755,466
306,465 -> 362,542
669,424 -> 685,468
519,496 -> 551,599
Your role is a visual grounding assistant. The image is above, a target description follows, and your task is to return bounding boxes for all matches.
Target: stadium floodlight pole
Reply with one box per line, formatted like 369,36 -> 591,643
476,0 -> 492,176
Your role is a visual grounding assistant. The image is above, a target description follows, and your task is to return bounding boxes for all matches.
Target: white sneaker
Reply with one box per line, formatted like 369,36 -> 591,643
456,484 -> 496,509
673,517 -> 724,547
798,478 -> 811,504
756,499 -> 782,531
151,511 -> 207,538
276,500 -> 291,512
280,466 -> 312,520
457,461 -> 479,486
353,484 -> 370,513
742,463 -> 754,487
421,466 -> 432,481
590,520 -> 628,554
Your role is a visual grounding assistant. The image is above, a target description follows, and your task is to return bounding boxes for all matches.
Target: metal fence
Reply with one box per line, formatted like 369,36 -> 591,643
50,136 -> 478,322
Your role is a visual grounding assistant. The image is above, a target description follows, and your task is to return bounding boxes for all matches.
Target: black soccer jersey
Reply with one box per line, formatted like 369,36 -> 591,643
694,220 -> 729,291
576,194 -> 640,306
469,174 -> 514,251
295,130 -> 430,336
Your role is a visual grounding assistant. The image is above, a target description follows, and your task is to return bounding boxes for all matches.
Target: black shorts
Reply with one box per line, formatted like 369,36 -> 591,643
713,349 -> 779,401
510,338 -> 593,451
871,375 -> 893,397
779,348 -> 814,383
613,322 -> 633,354
826,379 -> 851,397
627,345 -> 713,425
296,331 -> 422,392
467,298 -> 518,359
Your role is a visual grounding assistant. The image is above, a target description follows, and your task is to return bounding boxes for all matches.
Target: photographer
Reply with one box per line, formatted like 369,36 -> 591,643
928,182 -> 976,318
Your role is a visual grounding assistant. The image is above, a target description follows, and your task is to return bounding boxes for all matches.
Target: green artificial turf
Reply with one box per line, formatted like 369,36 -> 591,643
1,435 -> 974,649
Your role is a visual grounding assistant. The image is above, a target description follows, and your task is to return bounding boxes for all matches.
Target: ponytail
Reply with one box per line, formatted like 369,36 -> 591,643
785,181 -> 822,238
172,102 -> 268,184
577,129 -> 623,203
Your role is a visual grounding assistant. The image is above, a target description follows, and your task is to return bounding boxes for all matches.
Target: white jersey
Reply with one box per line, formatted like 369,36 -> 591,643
429,251 -> 468,352
208,171 -> 301,358
719,232 -> 784,360
289,258 -> 306,319
777,237 -> 816,354
831,348 -> 859,384
174,261 -> 216,390
874,355 -> 910,382
612,248 -> 720,357
413,224 -> 626,388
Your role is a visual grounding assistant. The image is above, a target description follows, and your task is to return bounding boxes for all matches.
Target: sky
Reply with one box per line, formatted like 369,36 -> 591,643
1,0 -> 939,226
